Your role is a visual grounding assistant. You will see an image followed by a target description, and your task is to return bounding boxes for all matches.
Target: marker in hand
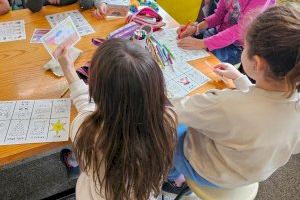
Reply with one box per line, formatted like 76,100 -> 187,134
178,21 -> 191,39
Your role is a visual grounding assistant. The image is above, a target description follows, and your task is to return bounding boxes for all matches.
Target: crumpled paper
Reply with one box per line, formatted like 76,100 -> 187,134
43,47 -> 82,77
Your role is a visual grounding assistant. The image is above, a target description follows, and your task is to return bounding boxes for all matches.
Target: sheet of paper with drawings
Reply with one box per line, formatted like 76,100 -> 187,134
152,28 -> 210,62
151,28 -> 211,98
0,20 -> 26,42
0,99 -> 71,145
46,10 -> 95,36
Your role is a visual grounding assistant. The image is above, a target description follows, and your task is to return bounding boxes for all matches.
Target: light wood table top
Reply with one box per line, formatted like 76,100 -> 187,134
0,3 -> 227,166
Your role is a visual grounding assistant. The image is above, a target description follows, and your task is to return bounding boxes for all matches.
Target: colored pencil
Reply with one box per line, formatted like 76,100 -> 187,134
60,87 -> 69,98
163,44 -> 175,60
147,38 -> 164,67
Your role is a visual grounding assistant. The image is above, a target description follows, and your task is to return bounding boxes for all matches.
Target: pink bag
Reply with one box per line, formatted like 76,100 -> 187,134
126,7 -> 165,31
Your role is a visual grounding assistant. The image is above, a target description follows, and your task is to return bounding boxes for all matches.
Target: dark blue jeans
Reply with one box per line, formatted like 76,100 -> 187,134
168,124 -> 218,187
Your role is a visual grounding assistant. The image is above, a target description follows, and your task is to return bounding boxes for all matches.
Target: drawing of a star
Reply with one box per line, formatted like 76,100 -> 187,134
51,120 -> 65,135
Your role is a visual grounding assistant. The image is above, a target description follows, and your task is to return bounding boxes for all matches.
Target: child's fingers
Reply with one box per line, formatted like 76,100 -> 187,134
177,42 -> 191,48
53,44 -> 64,59
61,47 -> 69,57
213,68 -> 225,76
101,6 -> 107,14
177,37 -> 194,47
93,9 -> 104,20
214,64 -> 227,70
179,32 -> 188,39
176,25 -> 184,34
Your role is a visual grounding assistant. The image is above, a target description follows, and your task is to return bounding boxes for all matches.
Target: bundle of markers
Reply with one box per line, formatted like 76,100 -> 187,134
145,36 -> 175,68
133,29 -> 147,40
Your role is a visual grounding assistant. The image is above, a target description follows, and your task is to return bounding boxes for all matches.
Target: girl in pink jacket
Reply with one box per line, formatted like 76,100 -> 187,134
177,0 -> 275,65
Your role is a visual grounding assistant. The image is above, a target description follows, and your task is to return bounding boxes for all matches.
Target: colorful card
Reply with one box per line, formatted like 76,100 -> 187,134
30,29 -> 50,43
0,99 -> 71,145
0,20 -> 26,42
42,16 -> 81,59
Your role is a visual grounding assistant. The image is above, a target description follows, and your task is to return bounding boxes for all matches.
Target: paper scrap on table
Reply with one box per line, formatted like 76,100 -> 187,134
41,16 -> 81,60
0,99 -> 71,145
30,29 -> 50,43
0,20 -> 26,42
46,10 -> 95,36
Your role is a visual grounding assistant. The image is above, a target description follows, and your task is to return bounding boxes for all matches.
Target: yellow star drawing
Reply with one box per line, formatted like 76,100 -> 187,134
51,120 -> 65,136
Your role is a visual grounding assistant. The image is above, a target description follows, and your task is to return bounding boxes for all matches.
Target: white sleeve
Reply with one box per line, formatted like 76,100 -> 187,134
69,80 -> 95,142
233,75 -> 253,91
170,90 -> 231,140
69,79 -> 95,113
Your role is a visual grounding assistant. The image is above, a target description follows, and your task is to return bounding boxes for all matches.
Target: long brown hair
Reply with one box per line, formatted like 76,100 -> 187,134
74,39 -> 177,200
245,5 -> 300,97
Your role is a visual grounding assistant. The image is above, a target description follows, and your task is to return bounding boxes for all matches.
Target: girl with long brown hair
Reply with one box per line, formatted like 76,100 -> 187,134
163,4 -> 300,194
55,39 -> 177,200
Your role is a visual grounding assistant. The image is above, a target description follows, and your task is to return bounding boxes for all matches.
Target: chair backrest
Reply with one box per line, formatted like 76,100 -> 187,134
157,0 -> 203,24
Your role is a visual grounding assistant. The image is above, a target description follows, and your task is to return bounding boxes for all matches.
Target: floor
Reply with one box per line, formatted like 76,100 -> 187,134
1,149 -> 299,200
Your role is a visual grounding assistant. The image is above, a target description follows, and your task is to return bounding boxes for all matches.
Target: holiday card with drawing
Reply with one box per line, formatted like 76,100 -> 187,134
0,99 -> 71,145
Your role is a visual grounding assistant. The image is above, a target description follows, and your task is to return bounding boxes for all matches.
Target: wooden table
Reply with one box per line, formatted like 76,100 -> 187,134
0,3 -> 225,166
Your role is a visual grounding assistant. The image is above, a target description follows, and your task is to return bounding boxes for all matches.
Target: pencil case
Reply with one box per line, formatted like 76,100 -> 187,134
126,7 -> 165,31
107,21 -> 140,39
91,22 -> 140,47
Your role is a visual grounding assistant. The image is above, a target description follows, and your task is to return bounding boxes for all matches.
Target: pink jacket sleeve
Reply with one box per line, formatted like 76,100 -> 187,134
204,0 -> 275,51
204,24 -> 239,51
204,0 -> 227,28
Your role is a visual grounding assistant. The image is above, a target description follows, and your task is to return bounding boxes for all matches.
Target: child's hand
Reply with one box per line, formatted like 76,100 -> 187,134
213,63 -> 242,80
54,45 -> 79,84
177,25 -> 196,39
93,3 -> 107,19
47,0 -> 60,4
55,46 -> 73,71
177,37 -> 206,50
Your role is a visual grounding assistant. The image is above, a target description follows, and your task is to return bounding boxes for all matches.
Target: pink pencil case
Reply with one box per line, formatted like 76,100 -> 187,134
126,7 -> 165,31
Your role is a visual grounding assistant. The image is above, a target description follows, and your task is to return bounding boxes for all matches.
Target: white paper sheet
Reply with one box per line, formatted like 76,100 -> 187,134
0,99 -> 71,145
162,62 -> 210,98
46,10 -> 95,36
152,28 -> 210,62
0,20 -> 26,42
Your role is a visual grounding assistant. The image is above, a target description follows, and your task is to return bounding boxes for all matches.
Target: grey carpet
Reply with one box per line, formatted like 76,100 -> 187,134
0,150 -> 299,200
0,146 -> 77,200
255,154 -> 300,200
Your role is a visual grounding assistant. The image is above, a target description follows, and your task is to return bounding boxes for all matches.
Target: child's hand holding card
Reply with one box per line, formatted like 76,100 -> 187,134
42,16 -> 81,60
